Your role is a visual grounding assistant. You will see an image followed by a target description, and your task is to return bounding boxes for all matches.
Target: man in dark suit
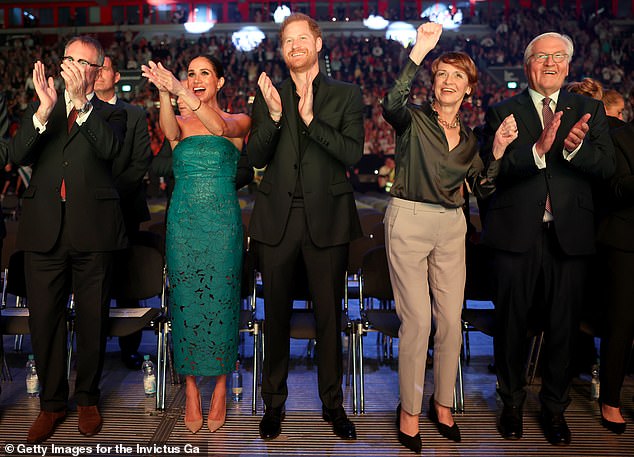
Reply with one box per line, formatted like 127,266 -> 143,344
94,56 -> 151,370
481,32 -> 615,446
247,13 -> 363,441
9,36 -> 127,443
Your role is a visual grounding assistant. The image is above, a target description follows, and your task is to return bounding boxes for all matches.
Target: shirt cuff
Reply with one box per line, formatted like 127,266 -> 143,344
75,105 -> 93,126
32,113 -> 47,133
532,144 -> 546,169
563,141 -> 582,161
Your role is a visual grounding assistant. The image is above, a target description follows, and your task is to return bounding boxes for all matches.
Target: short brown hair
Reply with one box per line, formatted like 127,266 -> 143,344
602,89 -> 624,110
566,78 -> 603,101
279,13 -> 322,40
431,52 -> 478,95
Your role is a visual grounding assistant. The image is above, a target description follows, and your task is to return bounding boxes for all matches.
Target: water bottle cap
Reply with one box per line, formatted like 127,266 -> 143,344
28,354 -> 35,360
144,355 -> 150,361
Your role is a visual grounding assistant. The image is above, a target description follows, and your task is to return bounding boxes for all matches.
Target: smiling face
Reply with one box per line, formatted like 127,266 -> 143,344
187,56 -> 224,103
432,63 -> 471,107
525,35 -> 570,96
281,20 -> 322,74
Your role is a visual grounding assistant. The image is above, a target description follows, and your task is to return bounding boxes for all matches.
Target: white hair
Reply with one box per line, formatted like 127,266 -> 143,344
523,32 -> 574,65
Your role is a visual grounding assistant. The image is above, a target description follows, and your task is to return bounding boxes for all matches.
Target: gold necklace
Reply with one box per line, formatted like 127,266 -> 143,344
432,102 -> 460,129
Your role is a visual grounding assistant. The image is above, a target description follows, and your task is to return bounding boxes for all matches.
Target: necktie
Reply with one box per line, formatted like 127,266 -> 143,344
61,107 -> 77,200
67,107 -> 77,133
542,97 -> 553,215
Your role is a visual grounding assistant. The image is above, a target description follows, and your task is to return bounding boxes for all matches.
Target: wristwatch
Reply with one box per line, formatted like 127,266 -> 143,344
77,100 -> 92,115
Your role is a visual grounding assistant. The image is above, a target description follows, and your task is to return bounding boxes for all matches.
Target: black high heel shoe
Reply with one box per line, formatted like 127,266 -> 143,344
599,401 -> 626,435
428,395 -> 461,442
396,404 -> 422,454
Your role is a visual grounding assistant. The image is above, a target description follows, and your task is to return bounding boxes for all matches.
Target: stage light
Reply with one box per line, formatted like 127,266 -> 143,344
385,22 -> 416,48
273,5 -> 291,24
121,84 -> 132,92
232,26 -> 265,52
363,15 -> 389,30
421,3 -> 463,30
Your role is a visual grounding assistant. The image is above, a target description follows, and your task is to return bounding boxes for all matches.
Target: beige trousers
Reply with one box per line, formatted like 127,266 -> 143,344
385,197 -> 466,415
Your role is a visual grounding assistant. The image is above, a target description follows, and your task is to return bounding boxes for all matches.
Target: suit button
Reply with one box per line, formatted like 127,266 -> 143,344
293,164 -> 298,170
63,161 -> 69,167
287,192 -> 292,197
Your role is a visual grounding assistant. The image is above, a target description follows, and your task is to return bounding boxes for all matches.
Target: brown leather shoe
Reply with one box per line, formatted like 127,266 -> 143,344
27,410 -> 66,443
77,405 -> 103,436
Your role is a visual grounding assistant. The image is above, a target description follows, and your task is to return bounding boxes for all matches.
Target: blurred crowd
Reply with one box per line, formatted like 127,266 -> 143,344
1,7 -> 633,158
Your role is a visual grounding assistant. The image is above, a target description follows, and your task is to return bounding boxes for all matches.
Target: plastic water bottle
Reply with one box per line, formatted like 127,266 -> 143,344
142,355 -> 156,397
231,361 -> 243,401
591,362 -> 600,400
26,354 -> 39,397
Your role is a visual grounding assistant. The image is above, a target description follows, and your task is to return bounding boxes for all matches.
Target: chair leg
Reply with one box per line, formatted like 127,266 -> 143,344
66,322 -> 75,379
1,352 -> 12,381
528,331 -> 544,385
351,329 -> 358,414
357,322 -> 366,414
251,321 -> 261,415
345,328 -> 352,387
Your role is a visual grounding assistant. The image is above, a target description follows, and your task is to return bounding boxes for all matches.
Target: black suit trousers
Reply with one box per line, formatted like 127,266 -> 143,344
599,246 -> 634,407
257,206 -> 348,410
26,207 -> 115,412
492,224 -> 589,414
117,220 -> 141,355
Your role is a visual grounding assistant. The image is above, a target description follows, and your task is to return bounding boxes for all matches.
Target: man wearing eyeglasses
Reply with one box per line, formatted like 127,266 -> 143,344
9,36 -> 127,443
480,32 -> 615,445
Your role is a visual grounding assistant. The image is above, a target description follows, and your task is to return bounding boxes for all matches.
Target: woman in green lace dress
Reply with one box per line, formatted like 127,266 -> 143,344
142,55 -> 251,434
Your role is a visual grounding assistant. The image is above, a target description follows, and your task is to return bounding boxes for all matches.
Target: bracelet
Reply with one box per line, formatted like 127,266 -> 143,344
191,99 -> 202,112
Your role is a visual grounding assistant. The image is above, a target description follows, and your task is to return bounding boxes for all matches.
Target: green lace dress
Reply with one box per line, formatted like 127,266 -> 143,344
166,135 -> 242,376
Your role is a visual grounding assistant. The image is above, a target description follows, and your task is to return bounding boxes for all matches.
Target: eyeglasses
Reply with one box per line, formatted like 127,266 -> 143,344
529,53 -> 569,64
61,56 -> 101,68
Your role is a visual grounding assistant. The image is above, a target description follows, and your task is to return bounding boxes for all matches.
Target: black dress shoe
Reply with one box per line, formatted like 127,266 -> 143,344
498,405 -> 523,440
540,410 -> 571,446
599,401 -> 626,434
259,406 -> 284,440
121,352 -> 142,370
427,395 -> 461,442
322,406 -> 357,440
395,404 -> 422,454
600,415 -> 626,434
398,430 -> 422,454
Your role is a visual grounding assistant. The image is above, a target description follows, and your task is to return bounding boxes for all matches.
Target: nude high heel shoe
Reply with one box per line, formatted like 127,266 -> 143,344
184,393 -> 203,434
207,392 -> 226,432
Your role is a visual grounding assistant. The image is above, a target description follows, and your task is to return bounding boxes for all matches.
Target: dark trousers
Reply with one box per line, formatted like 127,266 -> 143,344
25,210 -> 114,412
492,224 -> 588,414
257,207 -> 348,410
599,246 -> 634,407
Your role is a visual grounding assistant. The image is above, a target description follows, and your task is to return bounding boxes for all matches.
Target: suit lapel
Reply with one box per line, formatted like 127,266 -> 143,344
517,90 -> 543,140
281,80 -> 300,156
555,90 -> 577,140
312,74 -> 327,116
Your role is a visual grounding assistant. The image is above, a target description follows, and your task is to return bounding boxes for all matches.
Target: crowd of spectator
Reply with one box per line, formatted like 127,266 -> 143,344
1,7 -> 632,158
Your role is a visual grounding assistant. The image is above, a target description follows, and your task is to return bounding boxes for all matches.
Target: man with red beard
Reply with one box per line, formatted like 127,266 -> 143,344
247,13 -> 363,441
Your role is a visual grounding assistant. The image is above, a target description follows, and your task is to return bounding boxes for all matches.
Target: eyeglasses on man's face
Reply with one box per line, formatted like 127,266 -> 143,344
61,56 -> 101,68
529,53 -> 568,64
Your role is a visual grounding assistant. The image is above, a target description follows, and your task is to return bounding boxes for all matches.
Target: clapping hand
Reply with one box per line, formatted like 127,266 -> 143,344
257,72 -> 283,121
142,61 -> 184,96
535,111 -> 563,157
60,58 -> 89,106
298,72 -> 314,126
492,114 -> 518,159
563,113 -> 590,152
32,61 -> 57,124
